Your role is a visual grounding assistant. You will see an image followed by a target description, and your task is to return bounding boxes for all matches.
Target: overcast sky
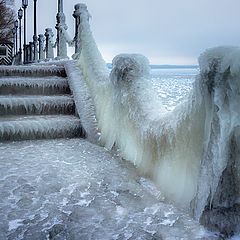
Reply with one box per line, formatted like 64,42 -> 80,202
14,0 -> 240,64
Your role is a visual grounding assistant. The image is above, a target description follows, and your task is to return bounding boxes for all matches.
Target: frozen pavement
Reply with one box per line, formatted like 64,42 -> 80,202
0,138 -> 218,240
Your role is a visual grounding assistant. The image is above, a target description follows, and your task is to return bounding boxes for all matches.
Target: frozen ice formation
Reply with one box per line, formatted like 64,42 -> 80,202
0,139 -> 217,239
0,115 -> 82,140
1,2 -> 239,236
0,76 -> 69,95
0,62 -> 84,141
0,95 -> 75,115
108,50 -> 240,236
191,46 -> 240,236
76,15 -> 240,235
0,65 -> 66,77
64,61 -> 99,143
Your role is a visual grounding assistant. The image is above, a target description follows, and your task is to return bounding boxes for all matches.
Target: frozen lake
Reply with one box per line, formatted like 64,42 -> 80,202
150,68 -> 198,111
0,138 -> 219,239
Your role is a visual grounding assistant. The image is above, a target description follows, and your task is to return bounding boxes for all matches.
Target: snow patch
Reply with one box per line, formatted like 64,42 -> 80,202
8,219 -> 24,231
159,217 -> 178,227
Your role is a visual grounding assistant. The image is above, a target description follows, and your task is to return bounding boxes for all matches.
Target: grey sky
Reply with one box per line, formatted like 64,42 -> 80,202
15,0 -> 240,64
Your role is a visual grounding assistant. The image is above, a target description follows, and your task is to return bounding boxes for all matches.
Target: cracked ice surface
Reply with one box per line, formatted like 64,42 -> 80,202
0,139 -> 218,239
150,68 -> 197,111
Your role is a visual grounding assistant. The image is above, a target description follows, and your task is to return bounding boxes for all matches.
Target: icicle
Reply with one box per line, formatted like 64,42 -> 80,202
0,95 -> 74,115
0,115 -> 82,141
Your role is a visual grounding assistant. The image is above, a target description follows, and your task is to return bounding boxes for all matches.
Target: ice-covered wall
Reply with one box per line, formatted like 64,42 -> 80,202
76,5 -> 240,236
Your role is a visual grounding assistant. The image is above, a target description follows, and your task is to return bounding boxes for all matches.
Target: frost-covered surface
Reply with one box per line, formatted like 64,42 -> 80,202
0,76 -> 67,87
0,95 -> 75,115
76,18 -> 240,235
75,5 -> 202,207
0,62 -> 84,141
0,115 -> 81,140
77,6 -> 109,83
0,76 -> 69,95
90,50 -> 240,235
198,46 -> 240,75
0,138 -> 218,239
79,51 -> 203,207
64,61 -> 98,143
0,65 -> 66,77
68,5 -> 240,235
108,55 -> 205,206
76,5 -> 110,144
191,46 -> 240,235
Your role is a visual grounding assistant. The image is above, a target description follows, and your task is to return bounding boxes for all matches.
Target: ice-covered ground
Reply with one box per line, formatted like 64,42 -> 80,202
0,138 -> 219,239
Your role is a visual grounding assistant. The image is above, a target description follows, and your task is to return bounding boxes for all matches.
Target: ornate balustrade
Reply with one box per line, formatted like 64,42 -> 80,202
13,1 -> 88,64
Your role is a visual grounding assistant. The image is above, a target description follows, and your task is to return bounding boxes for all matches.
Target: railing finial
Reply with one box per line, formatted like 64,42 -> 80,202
72,3 -> 89,59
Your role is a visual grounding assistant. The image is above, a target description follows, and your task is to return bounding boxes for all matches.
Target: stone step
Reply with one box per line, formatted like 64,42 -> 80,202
0,65 -> 66,77
0,77 -> 70,95
0,95 -> 75,115
0,115 -> 84,141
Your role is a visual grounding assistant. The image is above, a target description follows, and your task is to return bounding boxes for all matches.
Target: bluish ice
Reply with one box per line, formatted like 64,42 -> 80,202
0,68 -> 223,240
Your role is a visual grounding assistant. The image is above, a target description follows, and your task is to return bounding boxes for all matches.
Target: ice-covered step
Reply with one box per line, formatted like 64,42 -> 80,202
0,76 -> 70,95
0,95 -> 75,115
0,65 -> 66,77
0,115 -> 84,141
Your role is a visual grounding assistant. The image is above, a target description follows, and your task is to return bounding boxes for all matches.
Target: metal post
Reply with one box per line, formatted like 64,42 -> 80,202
33,0 -> 38,62
55,0 -> 68,59
12,28 -> 16,56
29,42 -> 34,63
15,20 -> 18,54
25,44 -> 29,63
58,0 -> 63,12
45,28 -> 54,60
38,34 -> 45,61
18,8 -> 23,64
23,6 -> 26,63
73,4 -> 81,56
22,0 -> 28,64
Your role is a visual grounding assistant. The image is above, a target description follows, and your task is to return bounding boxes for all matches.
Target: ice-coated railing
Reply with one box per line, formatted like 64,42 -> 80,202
191,47 -> 240,235
75,4 -> 112,142
75,5 -> 240,237
13,1 -> 84,65
76,3 -> 200,205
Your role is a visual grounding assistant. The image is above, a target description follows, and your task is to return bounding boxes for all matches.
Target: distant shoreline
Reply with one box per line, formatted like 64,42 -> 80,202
107,63 -> 198,69
150,64 -> 198,69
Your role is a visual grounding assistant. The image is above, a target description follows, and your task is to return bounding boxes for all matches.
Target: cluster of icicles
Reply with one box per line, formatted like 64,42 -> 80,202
0,95 -> 74,115
0,115 -> 81,140
75,6 -> 240,236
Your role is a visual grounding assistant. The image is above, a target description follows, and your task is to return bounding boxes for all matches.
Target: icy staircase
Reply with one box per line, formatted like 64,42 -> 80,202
0,65 -> 83,141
